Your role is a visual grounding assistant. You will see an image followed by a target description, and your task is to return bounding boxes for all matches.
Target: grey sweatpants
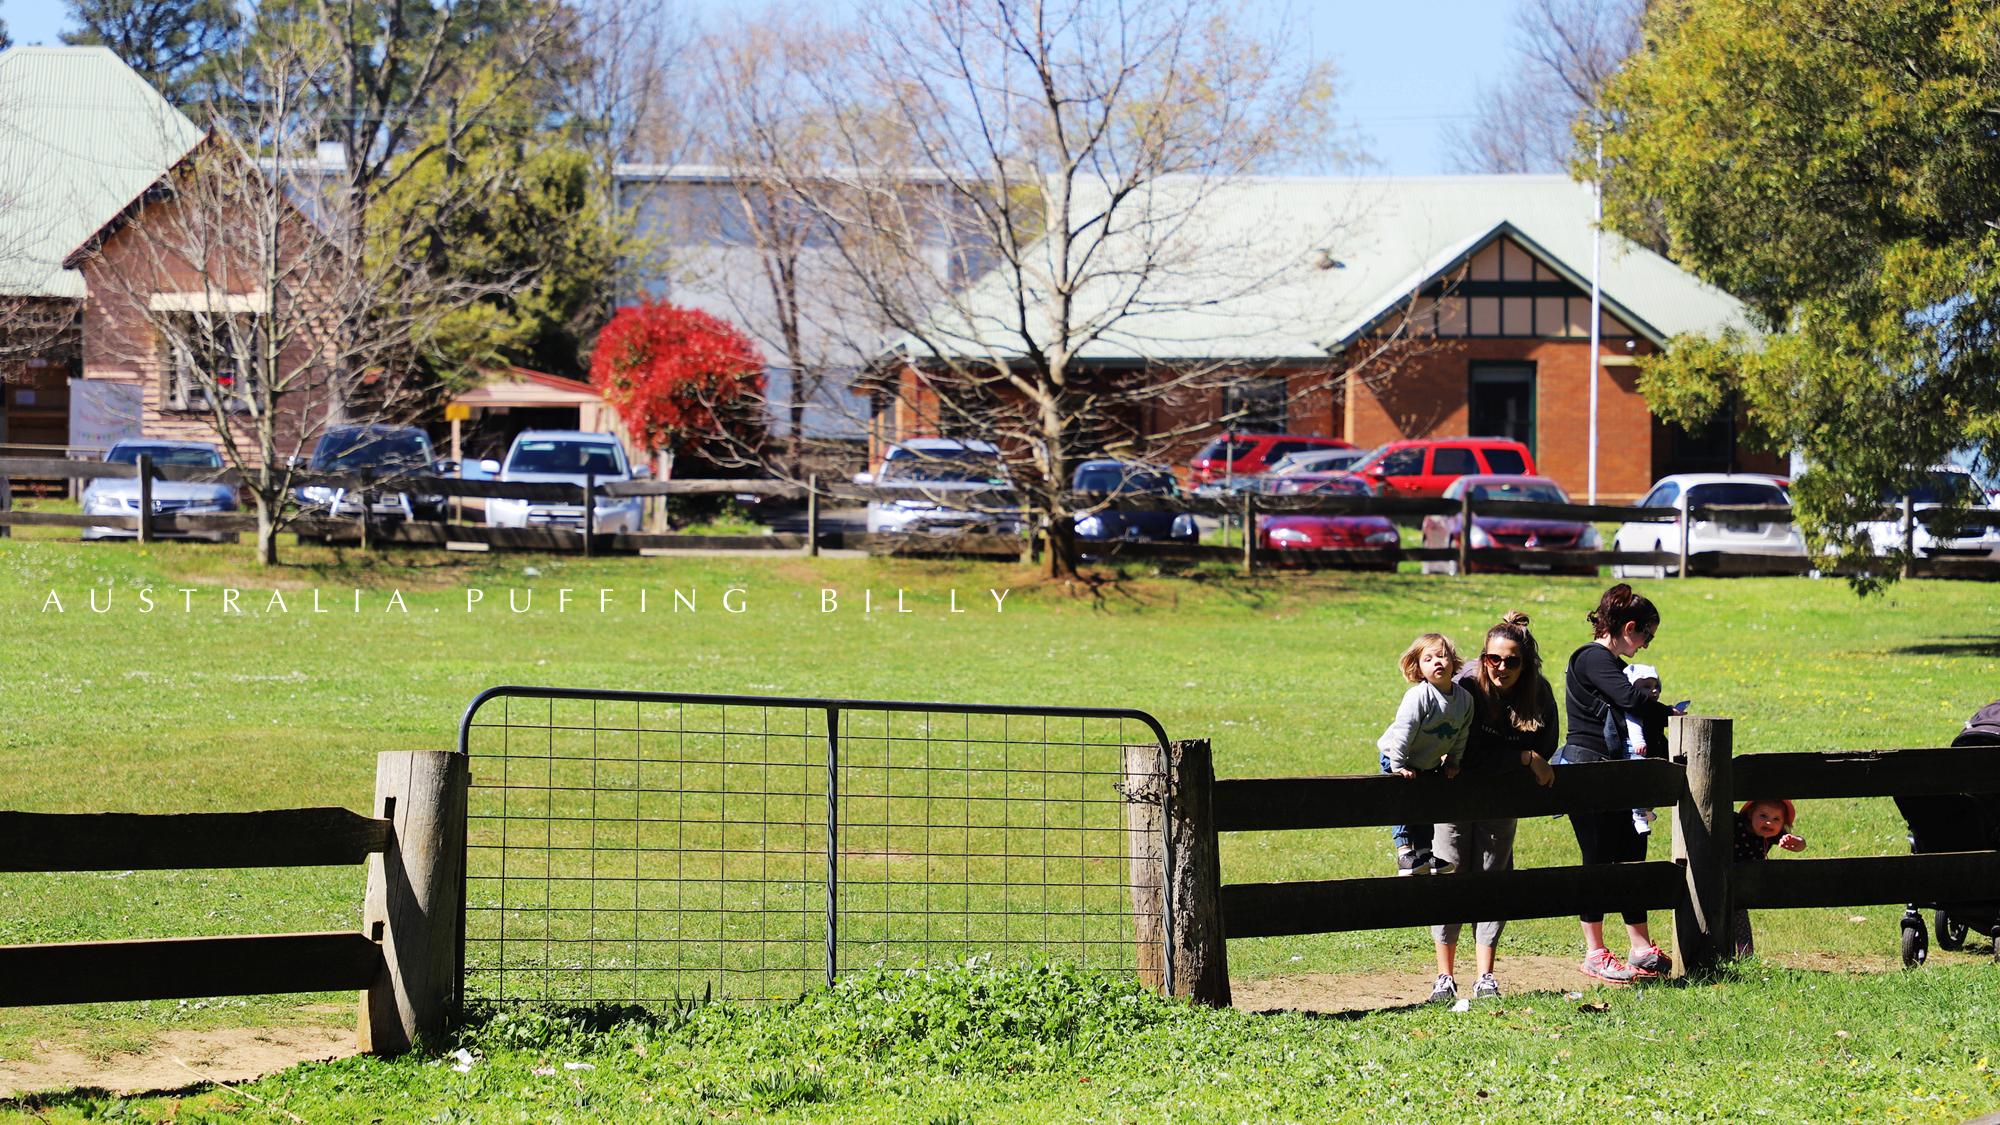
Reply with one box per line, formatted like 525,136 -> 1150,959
1430,818 -> 1518,948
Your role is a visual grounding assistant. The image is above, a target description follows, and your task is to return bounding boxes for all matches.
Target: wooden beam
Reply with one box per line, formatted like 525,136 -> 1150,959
0,931 -> 383,1006
0,808 -> 392,871
1734,851 -> 2000,910
1222,861 -> 1683,939
1733,747 -> 2000,801
1212,759 -> 1684,833
0,511 -> 140,528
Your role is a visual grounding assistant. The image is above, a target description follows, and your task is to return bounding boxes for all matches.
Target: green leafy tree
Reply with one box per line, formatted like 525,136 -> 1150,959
62,0 -> 242,102
1596,0 -> 2000,587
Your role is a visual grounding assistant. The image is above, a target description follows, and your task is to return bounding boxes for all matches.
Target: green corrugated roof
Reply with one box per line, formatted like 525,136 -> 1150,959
0,46 -> 205,298
899,175 -> 1751,363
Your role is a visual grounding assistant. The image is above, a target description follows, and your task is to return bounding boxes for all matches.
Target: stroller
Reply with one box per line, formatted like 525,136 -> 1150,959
1897,701 -> 2000,966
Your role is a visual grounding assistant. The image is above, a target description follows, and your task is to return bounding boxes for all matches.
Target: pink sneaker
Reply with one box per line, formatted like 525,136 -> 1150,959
1580,947 -> 1639,983
1628,945 -> 1671,978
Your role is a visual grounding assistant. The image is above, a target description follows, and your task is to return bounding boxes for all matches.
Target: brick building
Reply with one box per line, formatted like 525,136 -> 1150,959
873,176 -> 1774,503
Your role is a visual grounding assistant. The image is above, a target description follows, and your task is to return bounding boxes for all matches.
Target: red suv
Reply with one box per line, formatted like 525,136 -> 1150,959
1354,438 -> 1535,498
1189,433 -> 1353,484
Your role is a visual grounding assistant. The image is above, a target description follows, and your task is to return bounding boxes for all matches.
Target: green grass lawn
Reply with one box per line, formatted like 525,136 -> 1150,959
1,533 -> 1997,1118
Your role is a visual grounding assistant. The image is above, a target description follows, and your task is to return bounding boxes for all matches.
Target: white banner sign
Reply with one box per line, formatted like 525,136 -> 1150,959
68,378 -> 143,452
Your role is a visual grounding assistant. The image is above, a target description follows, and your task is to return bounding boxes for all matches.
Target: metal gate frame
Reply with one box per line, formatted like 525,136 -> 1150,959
454,686 -> 1178,1000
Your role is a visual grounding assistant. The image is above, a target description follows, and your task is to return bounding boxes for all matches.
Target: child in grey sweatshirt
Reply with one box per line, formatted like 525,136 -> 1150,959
1377,633 -> 1473,874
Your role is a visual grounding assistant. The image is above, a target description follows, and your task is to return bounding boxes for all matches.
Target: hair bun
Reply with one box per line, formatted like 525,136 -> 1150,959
1501,610 -> 1531,628
1605,583 -> 1635,606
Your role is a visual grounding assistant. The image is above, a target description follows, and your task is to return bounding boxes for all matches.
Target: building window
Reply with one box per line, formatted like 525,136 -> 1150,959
1469,363 -> 1535,452
162,314 -> 257,412
1671,412 -> 1734,469
1223,377 -> 1286,432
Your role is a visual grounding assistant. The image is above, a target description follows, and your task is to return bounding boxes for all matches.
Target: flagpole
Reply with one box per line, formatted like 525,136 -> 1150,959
1588,138 -> 1603,507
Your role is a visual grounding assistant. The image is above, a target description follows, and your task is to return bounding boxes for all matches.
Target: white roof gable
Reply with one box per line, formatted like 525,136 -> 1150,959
0,46 -> 205,298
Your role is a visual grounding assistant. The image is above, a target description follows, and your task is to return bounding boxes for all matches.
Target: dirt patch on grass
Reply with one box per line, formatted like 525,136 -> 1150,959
1233,954 -> 1602,1014
0,1025 -> 359,1097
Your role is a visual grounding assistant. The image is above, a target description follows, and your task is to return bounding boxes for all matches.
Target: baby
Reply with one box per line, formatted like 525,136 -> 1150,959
1619,663 -> 1678,834
1376,633 -> 1473,875
1732,798 -> 1807,957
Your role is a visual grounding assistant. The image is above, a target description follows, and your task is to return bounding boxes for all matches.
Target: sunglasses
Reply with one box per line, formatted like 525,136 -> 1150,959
1481,653 -> 1523,670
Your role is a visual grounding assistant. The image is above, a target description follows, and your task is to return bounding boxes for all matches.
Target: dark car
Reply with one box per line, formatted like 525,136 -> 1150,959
1421,474 -> 1601,575
1255,474 -> 1399,568
1189,433 -> 1353,484
295,424 -> 454,522
1072,460 -> 1198,546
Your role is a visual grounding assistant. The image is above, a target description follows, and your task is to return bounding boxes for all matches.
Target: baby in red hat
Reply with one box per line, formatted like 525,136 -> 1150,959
1733,798 -> 1806,957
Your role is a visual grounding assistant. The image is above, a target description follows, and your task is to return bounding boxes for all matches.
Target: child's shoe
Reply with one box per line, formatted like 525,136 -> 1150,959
1628,945 -> 1672,977
1632,808 -> 1656,835
1396,848 -> 1433,876
1580,947 -> 1639,983
1472,973 -> 1501,1000
1427,974 -> 1456,1003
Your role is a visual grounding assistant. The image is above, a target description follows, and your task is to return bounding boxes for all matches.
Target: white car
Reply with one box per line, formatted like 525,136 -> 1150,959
1611,473 -> 1805,578
481,431 -> 645,533
1851,467 -> 2000,558
855,438 -> 1021,535
81,440 -> 238,541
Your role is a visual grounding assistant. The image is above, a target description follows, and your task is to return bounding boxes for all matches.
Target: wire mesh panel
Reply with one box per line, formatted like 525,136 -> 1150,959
459,687 -> 1171,1005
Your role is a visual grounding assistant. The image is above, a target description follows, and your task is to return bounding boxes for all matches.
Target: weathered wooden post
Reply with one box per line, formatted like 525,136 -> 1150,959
1457,487 -> 1473,575
135,453 -> 154,545
1901,493 -> 1916,579
360,750 -> 468,1055
1240,493 -> 1255,576
1678,505 -> 1691,579
806,474 -> 821,558
1669,714 -> 1732,976
1121,739 -> 1229,1007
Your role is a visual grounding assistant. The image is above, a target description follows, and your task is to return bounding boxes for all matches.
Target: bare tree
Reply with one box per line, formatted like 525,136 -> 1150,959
1443,0 -> 1642,174
72,35 -> 513,565
715,0 -> 1356,578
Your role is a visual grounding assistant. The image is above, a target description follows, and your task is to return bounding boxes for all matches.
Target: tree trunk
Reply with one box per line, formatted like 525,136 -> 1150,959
254,492 -> 279,566
1045,506 -> 1079,579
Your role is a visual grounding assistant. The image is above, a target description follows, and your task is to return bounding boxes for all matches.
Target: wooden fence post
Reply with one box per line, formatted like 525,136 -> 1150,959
359,751 -> 468,1055
583,473 -> 596,558
1123,739 -> 1230,1006
1669,715 -> 1732,976
1241,493 -> 1254,576
135,453 -> 153,545
806,474 -> 820,558
1902,493 -> 1915,580
1457,488 -> 1472,576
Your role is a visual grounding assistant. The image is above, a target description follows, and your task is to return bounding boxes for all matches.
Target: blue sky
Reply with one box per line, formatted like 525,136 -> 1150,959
3,0 -> 1519,176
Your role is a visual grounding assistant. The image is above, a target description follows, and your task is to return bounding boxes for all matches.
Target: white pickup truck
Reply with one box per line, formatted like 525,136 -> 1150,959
480,430 -> 647,533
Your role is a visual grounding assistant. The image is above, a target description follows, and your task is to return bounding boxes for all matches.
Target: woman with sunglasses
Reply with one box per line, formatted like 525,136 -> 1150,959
1426,611 -> 1559,1003
1559,582 -> 1676,983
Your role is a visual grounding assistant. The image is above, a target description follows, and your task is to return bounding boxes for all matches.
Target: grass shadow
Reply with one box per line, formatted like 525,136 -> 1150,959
1885,636 -> 2000,658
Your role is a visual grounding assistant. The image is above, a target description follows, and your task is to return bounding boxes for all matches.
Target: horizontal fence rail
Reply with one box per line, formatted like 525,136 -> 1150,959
457,686 -> 1173,1006
0,932 -> 384,1007
0,808 -> 392,871
1223,862 -> 1685,939
1214,759 -> 1683,833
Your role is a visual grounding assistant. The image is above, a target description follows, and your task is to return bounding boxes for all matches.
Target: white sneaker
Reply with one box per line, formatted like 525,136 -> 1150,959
1473,973 -> 1501,1000
1428,974 -> 1457,1003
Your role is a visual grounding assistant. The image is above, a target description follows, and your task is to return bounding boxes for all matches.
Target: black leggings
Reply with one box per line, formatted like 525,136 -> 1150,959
1570,807 -> 1649,925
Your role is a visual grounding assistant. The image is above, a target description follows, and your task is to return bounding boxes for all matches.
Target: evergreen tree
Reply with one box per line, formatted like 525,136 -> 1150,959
61,0 -> 242,102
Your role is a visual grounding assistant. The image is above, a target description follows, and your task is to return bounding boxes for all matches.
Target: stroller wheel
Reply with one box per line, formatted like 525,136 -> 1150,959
1935,909 -> 1969,952
1903,913 -> 1930,968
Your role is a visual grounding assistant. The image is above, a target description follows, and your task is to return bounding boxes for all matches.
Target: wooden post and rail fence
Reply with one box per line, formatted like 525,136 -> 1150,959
1126,715 -> 2000,1007
6,456 -> 1996,577
0,751 -> 465,1056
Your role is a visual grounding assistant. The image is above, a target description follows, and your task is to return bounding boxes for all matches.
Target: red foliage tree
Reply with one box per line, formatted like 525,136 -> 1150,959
590,301 -> 766,468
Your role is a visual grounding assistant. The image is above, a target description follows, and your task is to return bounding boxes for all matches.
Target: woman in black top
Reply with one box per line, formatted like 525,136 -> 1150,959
1560,583 -> 1675,983
1425,611 -> 1558,1004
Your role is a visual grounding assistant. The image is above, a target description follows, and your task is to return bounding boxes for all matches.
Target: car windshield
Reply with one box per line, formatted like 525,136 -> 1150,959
1883,471 -> 1979,505
1468,481 -> 1567,504
508,440 -> 624,476
1194,438 -> 1257,462
1073,466 -> 1175,493
311,430 -> 432,471
881,452 -> 1007,484
105,445 -> 222,468
1686,482 -> 1787,508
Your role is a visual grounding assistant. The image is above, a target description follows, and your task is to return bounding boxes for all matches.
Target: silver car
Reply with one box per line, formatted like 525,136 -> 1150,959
481,430 -> 645,533
1852,467 -> 2000,558
80,440 -> 237,542
856,438 -> 1021,535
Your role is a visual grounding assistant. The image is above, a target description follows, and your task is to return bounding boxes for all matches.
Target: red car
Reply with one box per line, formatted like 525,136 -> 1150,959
1353,437 -> 1535,498
1190,433 -> 1353,484
1421,475 -> 1602,575
1256,475 -> 1400,568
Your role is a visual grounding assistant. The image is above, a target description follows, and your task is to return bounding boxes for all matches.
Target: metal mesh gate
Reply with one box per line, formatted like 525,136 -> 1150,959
457,687 -> 1172,1005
